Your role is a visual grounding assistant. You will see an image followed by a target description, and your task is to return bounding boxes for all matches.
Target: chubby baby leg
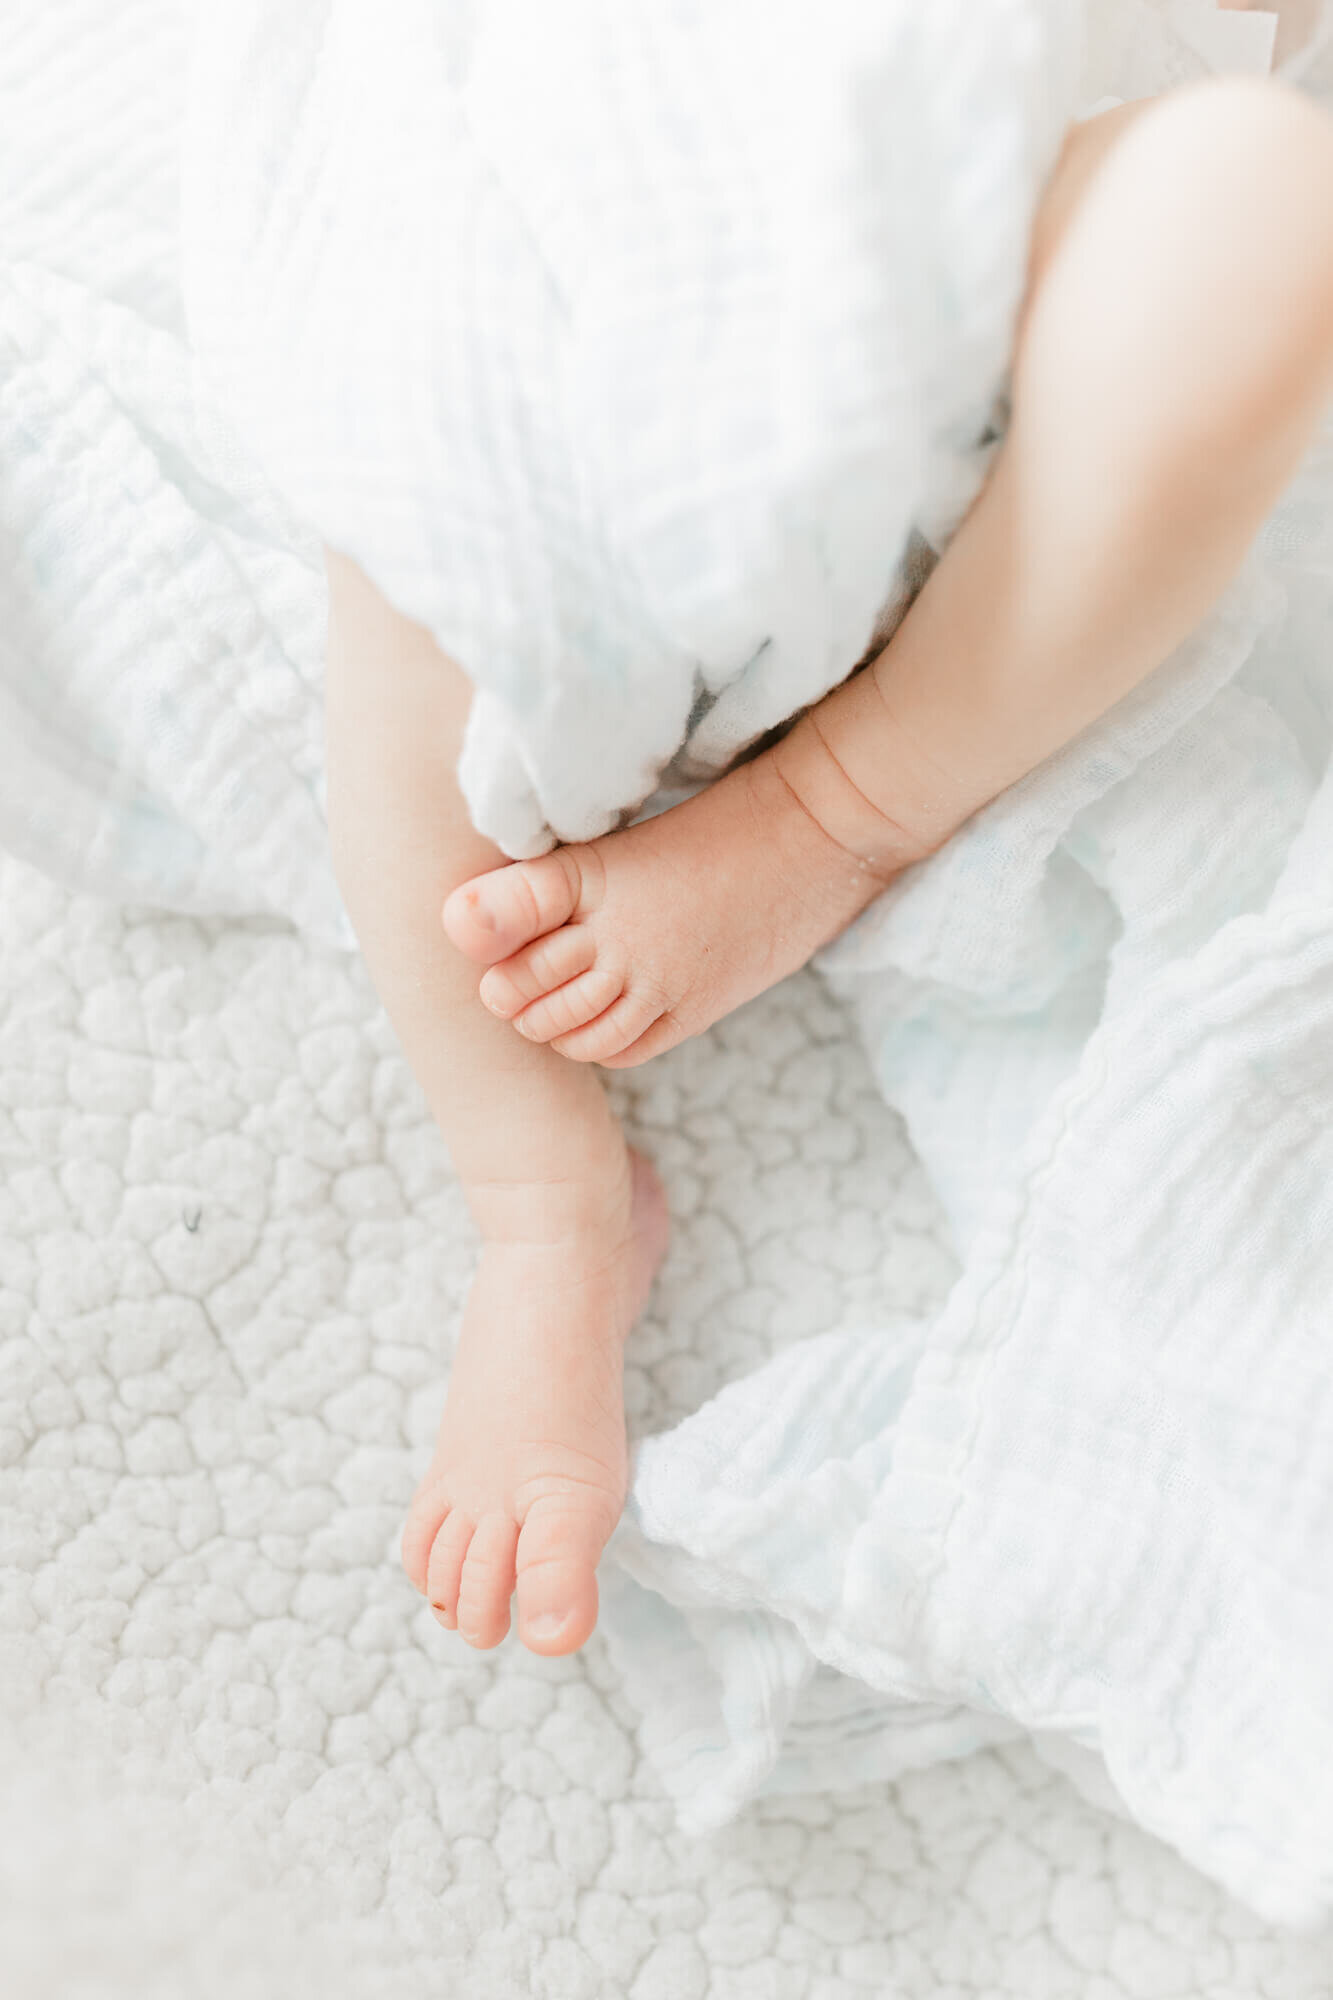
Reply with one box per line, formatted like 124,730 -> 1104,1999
325,549 -> 669,1655
447,78 -> 1333,1065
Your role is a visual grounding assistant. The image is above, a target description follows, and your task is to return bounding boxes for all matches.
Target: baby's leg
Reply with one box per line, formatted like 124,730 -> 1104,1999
445,78 -> 1333,1065
781,78 -> 1333,858
324,550 -> 668,1653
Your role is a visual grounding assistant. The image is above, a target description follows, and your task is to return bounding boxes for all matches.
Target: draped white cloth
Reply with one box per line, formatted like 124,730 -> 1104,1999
178,0 -> 1085,860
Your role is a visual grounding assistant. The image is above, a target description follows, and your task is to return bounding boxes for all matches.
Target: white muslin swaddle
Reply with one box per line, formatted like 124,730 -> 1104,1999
179,0 -> 1083,858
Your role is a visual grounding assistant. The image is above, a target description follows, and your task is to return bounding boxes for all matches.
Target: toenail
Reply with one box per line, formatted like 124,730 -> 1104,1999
528,1612 -> 568,1641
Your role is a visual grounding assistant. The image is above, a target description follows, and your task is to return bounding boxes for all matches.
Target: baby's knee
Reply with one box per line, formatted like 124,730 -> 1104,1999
1145,76 -> 1333,272
1084,79 -> 1333,417
1174,80 -> 1333,412
1036,79 -> 1333,306
1173,70 -> 1333,164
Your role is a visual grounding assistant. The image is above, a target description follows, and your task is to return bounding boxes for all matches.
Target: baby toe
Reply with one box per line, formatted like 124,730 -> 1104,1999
442,849 -> 584,966
455,1511 -> 520,1650
548,989 -> 665,1065
400,1480 -> 450,1596
511,964 -> 626,1044
478,925 -> 596,1019
424,1509 -> 477,1630
591,1012 -> 688,1070
515,1495 -> 615,1655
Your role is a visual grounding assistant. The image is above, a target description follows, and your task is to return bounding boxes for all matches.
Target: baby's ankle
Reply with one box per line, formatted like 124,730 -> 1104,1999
465,1150 -> 636,1251
766,691 -> 954,885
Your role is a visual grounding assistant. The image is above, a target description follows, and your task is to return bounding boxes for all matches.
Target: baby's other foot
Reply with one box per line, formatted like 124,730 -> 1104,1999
442,744 -> 906,1067
401,1151 -> 669,1654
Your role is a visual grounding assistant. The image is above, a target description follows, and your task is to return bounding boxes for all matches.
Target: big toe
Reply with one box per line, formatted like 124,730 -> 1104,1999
442,850 -> 583,965
515,1492 -> 618,1656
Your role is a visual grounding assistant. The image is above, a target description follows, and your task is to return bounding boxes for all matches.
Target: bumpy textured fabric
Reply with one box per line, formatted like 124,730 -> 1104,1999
8,0 -> 1333,1933
0,3 -> 347,947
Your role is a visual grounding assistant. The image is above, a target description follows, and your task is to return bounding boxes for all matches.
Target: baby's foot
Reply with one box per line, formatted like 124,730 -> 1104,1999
401,1150 -> 669,1653
442,736 -> 910,1067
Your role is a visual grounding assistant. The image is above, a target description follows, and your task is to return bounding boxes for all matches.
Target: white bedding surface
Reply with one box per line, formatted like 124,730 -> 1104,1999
4,852 -> 1331,1999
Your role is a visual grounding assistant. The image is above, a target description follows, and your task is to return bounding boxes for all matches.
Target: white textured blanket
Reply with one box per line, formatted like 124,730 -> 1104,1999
6,0 -> 1333,1977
